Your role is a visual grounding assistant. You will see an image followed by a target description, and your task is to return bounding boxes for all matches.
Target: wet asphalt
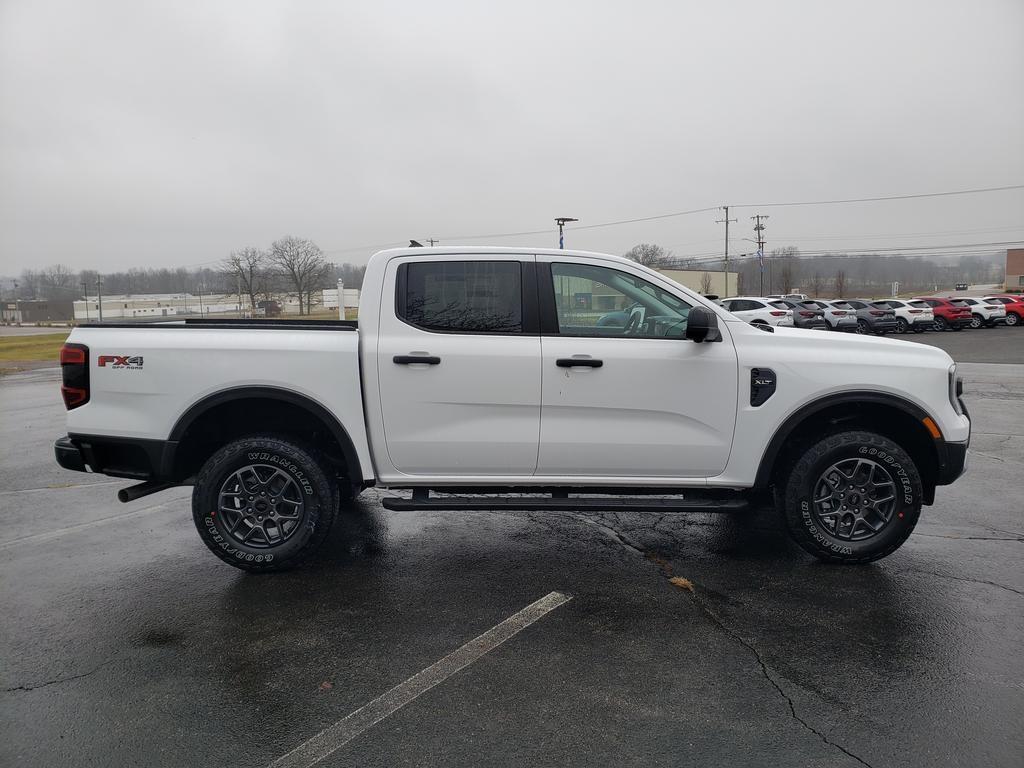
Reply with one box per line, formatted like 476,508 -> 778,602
1,333 -> 1022,768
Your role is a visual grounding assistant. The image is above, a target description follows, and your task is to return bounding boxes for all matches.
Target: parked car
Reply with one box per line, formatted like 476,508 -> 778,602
772,299 -> 827,330
874,299 -> 934,334
982,295 -> 1024,326
53,245 -> 970,568
720,297 -> 794,327
949,297 -> 1007,328
841,299 -> 899,335
914,297 -> 972,331
805,300 -> 858,332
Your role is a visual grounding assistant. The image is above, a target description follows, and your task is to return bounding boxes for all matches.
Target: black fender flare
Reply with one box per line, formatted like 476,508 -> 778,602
167,386 -> 363,483
753,390 -> 942,490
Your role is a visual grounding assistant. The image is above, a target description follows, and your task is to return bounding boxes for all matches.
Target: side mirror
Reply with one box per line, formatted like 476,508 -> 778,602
686,307 -> 722,343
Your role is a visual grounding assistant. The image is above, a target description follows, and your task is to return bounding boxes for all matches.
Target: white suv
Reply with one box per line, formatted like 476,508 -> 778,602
721,297 -> 794,326
876,299 -> 935,334
951,297 -> 1007,328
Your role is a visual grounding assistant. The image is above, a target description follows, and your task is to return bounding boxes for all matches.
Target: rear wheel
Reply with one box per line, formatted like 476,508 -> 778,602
780,431 -> 922,563
1006,312 -> 1020,327
192,435 -> 338,572
856,319 -> 870,334
970,313 -> 983,329
896,318 -> 909,334
933,316 -> 949,331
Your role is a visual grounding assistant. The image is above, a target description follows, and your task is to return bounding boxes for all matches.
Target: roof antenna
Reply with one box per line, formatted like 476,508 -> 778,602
409,239 -> 423,247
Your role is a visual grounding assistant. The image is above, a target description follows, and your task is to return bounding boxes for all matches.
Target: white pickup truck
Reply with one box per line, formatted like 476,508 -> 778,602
55,247 -> 970,571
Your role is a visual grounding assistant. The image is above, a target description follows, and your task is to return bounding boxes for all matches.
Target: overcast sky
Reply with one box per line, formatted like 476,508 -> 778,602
1,0 -> 1022,274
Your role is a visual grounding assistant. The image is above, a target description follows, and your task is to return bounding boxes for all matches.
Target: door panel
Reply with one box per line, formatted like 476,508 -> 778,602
537,259 -> 738,478
376,256 -> 541,476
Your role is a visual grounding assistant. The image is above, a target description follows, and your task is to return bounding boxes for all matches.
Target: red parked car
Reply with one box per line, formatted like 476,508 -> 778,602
983,295 -> 1024,327
914,297 -> 972,331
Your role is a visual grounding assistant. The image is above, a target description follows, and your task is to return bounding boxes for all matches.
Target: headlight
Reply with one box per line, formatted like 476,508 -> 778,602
948,363 -> 964,415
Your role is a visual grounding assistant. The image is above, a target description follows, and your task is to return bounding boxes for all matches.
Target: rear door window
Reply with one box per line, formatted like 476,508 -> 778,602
398,261 -> 523,333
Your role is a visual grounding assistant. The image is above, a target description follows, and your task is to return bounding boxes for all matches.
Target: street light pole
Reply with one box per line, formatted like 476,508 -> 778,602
81,280 -> 90,322
555,217 -> 578,249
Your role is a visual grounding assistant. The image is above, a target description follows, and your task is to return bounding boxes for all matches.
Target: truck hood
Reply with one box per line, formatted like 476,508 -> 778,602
741,323 -> 955,371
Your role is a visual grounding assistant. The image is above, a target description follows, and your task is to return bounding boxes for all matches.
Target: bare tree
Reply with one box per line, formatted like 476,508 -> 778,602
700,272 -> 713,294
810,272 -> 824,298
623,243 -> 671,268
778,261 -> 795,293
268,236 -> 325,315
833,269 -> 847,298
39,264 -> 76,300
223,247 -> 268,312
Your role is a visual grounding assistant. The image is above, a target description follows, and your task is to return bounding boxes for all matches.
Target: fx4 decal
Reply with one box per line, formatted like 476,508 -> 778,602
98,355 -> 144,370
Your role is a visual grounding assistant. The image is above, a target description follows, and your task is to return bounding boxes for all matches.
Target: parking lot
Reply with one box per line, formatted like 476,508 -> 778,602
1,331 -> 1021,767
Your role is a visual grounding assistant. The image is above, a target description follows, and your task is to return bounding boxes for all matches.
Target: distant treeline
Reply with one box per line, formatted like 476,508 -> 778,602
6,236 -> 367,315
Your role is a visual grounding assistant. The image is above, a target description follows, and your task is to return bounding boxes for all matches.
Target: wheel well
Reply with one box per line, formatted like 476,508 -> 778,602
171,395 -> 357,486
761,400 -> 939,503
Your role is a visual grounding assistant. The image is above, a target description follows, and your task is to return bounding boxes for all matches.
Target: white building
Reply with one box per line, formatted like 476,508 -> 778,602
73,293 -> 244,321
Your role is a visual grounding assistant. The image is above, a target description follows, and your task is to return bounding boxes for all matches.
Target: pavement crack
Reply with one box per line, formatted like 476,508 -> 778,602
572,512 -> 874,767
3,659 -> 115,693
914,532 -> 1023,543
898,569 -> 1024,598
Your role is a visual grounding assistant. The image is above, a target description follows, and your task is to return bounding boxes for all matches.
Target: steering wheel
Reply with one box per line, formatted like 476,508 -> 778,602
624,308 -> 643,335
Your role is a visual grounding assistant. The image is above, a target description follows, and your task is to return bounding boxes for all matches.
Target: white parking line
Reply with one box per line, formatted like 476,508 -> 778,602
267,591 -> 573,768
0,493 -> 189,550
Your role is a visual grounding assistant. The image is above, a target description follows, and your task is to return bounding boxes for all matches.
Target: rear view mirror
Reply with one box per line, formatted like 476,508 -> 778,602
686,307 -> 722,343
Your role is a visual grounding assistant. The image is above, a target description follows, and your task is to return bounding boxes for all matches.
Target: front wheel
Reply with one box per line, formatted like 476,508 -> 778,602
192,435 -> 338,572
780,431 -> 922,563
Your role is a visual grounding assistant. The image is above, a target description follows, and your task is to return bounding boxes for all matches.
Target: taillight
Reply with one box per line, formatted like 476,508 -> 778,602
869,310 -> 886,316
985,306 -> 998,310
770,311 -> 787,317
909,309 -> 922,314
60,342 -> 89,410
833,310 -> 847,316
799,311 -> 815,317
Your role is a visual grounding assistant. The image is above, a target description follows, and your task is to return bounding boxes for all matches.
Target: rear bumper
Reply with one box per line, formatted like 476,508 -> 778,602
55,436 -> 87,473
54,434 -> 177,480
911,318 -> 934,329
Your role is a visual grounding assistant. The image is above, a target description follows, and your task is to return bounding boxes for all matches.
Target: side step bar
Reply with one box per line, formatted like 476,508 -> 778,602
381,490 -> 749,513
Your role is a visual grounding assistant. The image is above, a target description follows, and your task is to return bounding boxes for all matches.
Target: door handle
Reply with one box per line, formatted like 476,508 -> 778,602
556,358 -> 603,368
393,355 -> 441,365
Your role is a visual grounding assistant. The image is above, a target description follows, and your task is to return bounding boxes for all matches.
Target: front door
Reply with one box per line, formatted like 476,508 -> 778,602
536,258 -> 737,479
376,255 -> 541,476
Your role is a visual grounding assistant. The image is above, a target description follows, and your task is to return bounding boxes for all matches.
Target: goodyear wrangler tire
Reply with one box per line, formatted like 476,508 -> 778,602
192,435 -> 337,572
782,431 -> 922,563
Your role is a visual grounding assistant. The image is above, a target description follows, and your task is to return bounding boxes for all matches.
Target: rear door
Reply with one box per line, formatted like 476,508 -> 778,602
535,258 -> 738,479
376,255 -> 541,476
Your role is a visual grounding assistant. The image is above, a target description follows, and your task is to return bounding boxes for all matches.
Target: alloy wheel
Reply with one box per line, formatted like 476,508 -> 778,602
812,457 -> 898,541
216,464 -> 306,548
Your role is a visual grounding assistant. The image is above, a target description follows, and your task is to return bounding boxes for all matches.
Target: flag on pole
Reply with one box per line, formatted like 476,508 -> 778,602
757,249 -> 765,271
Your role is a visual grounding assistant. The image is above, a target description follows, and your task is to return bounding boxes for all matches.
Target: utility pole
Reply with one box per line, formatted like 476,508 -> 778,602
555,217 -> 578,249
716,206 -> 737,296
95,276 -> 103,323
81,280 -> 90,322
751,214 -> 769,296
237,273 -> 242,317
426,238 -> 438,246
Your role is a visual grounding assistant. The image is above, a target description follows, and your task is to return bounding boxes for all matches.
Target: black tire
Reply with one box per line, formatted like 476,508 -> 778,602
933,316 -> 949,331
969,313 -> 983,329
780,430 -> 922,564
1006,312 -> 1020,327
896,318 -> 909,334
912,327 -> 925,333
856,319 -> 870,334
192,435 -> 337,572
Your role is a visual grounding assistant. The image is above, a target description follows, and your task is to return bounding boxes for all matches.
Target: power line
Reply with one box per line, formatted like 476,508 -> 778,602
733,184 -> 1024,209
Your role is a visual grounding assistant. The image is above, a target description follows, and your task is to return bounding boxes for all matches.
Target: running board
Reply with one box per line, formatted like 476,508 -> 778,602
381,490 -> 749,513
